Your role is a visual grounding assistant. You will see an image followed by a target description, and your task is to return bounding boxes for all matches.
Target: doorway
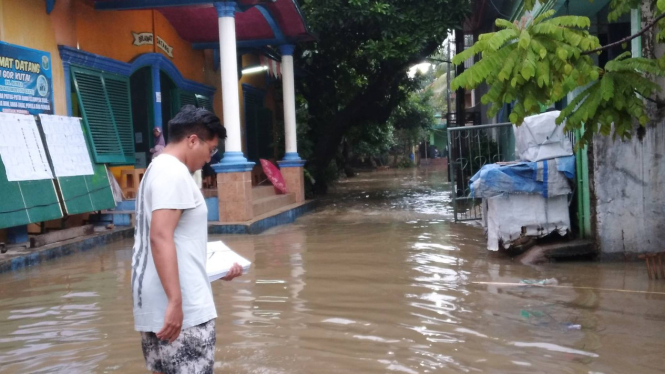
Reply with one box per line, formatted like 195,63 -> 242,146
160,72 -> 177,142
130,67 -> 152,168
129,68 -> 179,167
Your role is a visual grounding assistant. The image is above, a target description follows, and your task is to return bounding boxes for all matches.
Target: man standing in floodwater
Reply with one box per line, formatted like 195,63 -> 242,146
131,105 -> 243,374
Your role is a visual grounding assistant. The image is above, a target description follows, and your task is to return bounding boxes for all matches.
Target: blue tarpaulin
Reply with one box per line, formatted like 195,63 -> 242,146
470,155 -> 575,199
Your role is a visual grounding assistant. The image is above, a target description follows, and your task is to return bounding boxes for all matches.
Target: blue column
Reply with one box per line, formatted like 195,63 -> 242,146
214,1 -> 235,17
151,65 -> 163,130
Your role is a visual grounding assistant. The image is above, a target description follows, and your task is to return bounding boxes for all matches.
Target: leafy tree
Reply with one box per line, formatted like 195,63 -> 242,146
428,70 -> 454,112
346,122 -> 395,161
297,0 -> 470,192
388,89 -> 437,164
343,88 -> 436,169
451,0 -> 665,145
390,89 -> 437,134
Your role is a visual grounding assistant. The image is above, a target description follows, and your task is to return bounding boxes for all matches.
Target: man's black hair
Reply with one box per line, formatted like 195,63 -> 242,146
167,105 -> 226,143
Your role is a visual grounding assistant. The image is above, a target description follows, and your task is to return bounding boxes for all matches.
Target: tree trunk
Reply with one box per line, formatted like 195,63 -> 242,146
312,77 -> 398,159
342,139 -> 355,177
306,42 -> 442,193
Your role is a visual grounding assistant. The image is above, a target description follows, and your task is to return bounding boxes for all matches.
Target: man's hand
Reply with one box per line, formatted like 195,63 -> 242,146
221,263 -> 243,281
156,300 -> 183,343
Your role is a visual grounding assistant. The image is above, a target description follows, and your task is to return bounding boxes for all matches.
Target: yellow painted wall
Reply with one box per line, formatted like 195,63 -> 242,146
75,3 -> 155,63
110,165 -> 134,181
240,54 -> 268,89
0,0 -> 214,117
203,50 -> 224,117
0,0 -> 75,237
0,0 -> 274,156
74,3 -> 208,85
70,3 -> 211,180
51,0 -> 77,48
0,1 -> 4,42
154,11 -> 206,83
0,0 -> 280,155
0,0 -> 68,116
0,0 -> 281,193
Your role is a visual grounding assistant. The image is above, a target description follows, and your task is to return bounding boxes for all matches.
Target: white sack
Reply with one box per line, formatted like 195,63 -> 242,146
485,194 -> 570,251
514,111 -> 573,162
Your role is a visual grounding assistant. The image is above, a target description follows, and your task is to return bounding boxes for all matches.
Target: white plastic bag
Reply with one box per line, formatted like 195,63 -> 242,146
514,111 -> 573,162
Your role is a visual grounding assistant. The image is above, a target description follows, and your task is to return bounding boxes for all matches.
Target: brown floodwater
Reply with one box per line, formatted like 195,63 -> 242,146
1,168 -> 664,373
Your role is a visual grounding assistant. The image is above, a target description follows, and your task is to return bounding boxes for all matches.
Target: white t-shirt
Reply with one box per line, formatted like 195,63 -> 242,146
131,154 -> 216,332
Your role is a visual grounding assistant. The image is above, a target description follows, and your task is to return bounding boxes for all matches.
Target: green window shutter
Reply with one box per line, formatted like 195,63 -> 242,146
169,89 -> 179,118
104,75 -> 135,165
179,90 -> 197,108
71,67 -> 125,164
171,90 -> 212,111
170,89 -> 198,120
195,94 -> 214,112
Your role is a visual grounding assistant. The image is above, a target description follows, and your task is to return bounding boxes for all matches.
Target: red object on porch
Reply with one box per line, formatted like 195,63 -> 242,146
260,159 -> 287,194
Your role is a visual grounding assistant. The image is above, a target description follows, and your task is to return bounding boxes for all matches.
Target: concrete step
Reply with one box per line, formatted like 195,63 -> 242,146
252,193 -> 296,217
252,185 -> 277,200
518,239 -> 596,264
543,239 -> 596,260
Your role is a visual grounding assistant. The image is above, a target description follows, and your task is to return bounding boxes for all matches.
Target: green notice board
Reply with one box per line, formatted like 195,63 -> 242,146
54,117 -> 115,215
58,163 -> 115,215
0,115 -> 115,228
0,161 -> 63,229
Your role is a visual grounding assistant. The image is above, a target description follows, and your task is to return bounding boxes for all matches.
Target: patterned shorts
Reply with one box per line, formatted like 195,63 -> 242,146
140,319 -> 216,374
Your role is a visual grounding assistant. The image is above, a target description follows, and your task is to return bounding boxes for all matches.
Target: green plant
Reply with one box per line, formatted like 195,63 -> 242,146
297,0 -> 471,191
452,1 -> 665,145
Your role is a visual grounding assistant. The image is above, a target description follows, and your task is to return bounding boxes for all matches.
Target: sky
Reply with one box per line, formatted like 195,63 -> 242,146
408,62 -> 431,78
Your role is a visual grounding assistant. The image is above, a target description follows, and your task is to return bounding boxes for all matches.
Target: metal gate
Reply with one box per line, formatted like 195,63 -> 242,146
447,123 -> 515,222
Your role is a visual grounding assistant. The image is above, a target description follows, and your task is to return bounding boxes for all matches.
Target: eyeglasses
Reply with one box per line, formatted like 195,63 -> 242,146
189,135 -> 218,157
201,139 -> 218,157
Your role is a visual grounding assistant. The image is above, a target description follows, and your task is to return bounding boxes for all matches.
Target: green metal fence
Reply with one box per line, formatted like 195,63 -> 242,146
573,128 -> 592,238
447,122 -> 514,222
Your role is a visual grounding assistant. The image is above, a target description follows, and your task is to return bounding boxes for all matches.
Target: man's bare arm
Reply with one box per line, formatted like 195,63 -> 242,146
151,209 -> 183,343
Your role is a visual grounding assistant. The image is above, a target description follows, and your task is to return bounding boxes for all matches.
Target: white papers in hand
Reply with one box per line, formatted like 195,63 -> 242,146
206,241 -> 251,282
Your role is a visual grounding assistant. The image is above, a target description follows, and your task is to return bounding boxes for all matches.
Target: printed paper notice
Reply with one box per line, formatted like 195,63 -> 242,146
0,112 -> 53,181
39,114 -> 94,177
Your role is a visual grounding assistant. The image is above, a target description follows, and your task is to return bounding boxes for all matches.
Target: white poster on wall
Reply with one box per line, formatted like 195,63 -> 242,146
39,114 -> 94,177
0,113 -> 53,181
